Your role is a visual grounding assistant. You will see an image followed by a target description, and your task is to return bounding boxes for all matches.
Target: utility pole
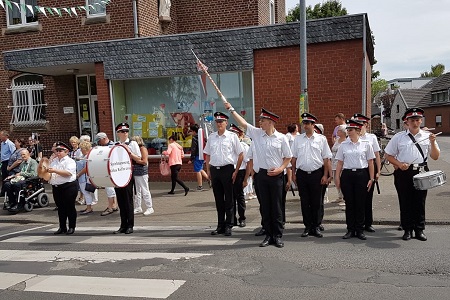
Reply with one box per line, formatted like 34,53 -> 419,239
299,0 -> 308,122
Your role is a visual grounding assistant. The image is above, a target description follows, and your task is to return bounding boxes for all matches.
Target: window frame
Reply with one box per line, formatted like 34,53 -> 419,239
6,0 -> 39,28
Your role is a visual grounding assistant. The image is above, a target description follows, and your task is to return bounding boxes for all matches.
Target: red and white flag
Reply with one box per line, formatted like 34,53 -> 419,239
196,59 -> 208,72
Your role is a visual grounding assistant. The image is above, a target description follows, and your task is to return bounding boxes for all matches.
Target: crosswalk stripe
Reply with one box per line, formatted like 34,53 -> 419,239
0,250 -> 210,263
45,225 -> 259,232
3,235 -> 240,246
0,272 -> 184,299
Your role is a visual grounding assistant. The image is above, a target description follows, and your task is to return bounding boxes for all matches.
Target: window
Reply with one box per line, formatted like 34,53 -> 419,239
436,115 -> 442,127
396,119 -> 400,129
269,0 -> 275,24
396,105 -> 399,113
6,0 -> 38,27
9,75 -> 47,127
87,0 -> 106,16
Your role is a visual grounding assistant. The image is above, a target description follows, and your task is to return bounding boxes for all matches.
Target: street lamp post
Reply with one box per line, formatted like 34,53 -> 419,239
299,0 -> 308,122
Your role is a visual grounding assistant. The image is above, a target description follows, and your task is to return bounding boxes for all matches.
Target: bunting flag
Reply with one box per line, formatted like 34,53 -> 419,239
0,0 -> 112,18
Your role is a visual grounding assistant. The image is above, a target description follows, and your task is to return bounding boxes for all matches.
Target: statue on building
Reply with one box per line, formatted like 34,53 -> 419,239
159,0 -> 171,18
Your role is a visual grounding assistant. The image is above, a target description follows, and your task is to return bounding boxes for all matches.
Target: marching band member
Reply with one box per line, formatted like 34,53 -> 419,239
113,123 -> 141,235
292,114 -> 331,238
229,124 -> 249,227
352,114 -> 381,233
335,119 -> 375,240
204,112 -> 244,237
384,108 -> 440,241
47,142 -> 78,235
225,103 -> 291,248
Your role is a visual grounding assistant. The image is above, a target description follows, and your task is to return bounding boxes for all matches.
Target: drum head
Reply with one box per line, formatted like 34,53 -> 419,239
108,145 -> 133,187
414,170 -> 443,179
38,157 -> 51,182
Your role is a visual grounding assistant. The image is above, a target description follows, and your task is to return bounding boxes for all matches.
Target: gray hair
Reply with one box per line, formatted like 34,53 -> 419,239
338,124 -> 347,132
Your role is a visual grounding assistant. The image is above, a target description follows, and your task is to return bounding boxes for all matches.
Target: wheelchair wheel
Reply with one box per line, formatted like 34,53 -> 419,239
23,202 -> 33,212
37,193 -> 50,207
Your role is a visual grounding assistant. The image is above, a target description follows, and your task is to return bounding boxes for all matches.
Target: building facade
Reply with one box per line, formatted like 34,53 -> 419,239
1,2 -> 374,180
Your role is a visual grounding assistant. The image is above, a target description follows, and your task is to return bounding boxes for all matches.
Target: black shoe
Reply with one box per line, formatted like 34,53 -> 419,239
365,226 -> 375,232
54,228 -> 67,235
342,231 -> 354,239
125,228 -> 134,234
113,228 -> 126,234
224,227 -> 232,236
211,227 -> 225,235
301,228 -> 310,237
415,230 -> 427,241
184,188 -> 189,196
167,191 -> 175,195
356,232 -> 367,240
238,220 -> 246,228
274,237 -> 284,248
397,225 -> 403,231
318,224 -> 324,231
66,228 -> 75,235
255,228 -> 266,236
312,228 -> 323,238
259,236 -> 272,247
402,230 -> 412,241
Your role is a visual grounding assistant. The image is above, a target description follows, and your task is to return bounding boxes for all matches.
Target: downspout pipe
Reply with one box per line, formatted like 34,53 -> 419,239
362,14 -> 367,114
133,0 -> 139,38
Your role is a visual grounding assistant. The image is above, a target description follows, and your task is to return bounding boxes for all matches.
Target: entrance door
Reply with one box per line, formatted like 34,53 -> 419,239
76,75 -> 99,139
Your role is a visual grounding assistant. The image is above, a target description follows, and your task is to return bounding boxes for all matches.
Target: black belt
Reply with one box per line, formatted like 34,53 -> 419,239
297,167 -> 323,175
210,164 -> 233,170
343,168 -> 367,172
53,181 -> 76,188
408,163 -> 427,171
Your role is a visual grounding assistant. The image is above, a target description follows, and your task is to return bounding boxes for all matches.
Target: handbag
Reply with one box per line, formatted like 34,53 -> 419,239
160,155 -> 171,176
85,182 -> 96,193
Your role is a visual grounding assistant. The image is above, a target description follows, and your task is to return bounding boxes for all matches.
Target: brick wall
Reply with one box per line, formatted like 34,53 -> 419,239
253,39 -> 365,142
423,106 -> 450,135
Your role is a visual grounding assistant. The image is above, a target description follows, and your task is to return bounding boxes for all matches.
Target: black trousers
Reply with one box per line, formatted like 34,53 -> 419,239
256,169 -> 284,238
4,180 -> 26,206
340,169 -> 368,232
170,164 -> 188,192
394,168 -> 427,231
210,164 -> 234,229
115,177 -> 135,229
233,169 -> 246,222
365,164 -> 378,227
281,173 -> 287,223
1,160 -> 8,181
52,181 -> 78,230
253,172 -> 264,227
319,183 -> 327,225
297,168 -> 324,230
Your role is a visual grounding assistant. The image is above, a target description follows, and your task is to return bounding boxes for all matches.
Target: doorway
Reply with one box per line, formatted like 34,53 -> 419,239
76,75 -> 99,139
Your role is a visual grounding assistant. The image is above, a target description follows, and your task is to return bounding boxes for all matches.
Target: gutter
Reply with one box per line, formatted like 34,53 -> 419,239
362,14 -> 367,114
132,0 -> 139,38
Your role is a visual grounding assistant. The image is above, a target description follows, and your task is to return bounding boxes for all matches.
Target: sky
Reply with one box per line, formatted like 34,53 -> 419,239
285,0 -> 450,80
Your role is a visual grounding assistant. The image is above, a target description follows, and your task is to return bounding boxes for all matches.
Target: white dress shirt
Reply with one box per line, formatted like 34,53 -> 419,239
245,124 -> 292,173
203,130 -> 243,167
384,129 -> 439,164
335,139 -> 375,169
292,132 -> 332,171
117,138 -> 141,157
49,156 -> 77,185
360,132 -> 381,152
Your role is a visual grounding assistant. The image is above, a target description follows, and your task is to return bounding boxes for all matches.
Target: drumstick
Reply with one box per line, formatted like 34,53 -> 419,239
424,128 -> 435,131
413,132 -> 442,144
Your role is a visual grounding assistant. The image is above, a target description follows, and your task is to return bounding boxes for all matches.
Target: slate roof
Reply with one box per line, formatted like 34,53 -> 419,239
398,88 -> 431,108
417,72 -> 450,107
3,14 -> 373,80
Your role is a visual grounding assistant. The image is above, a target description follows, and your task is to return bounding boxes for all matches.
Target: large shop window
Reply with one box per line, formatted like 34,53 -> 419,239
112,71 -> 253,154
9,75 -> 47,127
6,0 -> 38,27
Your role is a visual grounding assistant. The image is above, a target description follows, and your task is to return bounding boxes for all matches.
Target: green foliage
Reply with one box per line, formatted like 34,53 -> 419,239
420,63 -> 445,78
286,0 -> 347,22
371,78 -> 388,100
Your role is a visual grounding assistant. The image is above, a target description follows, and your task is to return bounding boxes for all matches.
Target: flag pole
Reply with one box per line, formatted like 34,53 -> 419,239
191,49 -> 229,104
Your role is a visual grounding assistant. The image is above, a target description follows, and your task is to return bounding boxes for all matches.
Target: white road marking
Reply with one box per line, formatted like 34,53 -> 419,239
0,224 -> 53,239
0,272 -> 35,289
3,235 -> 240,246
0,250 -> 210,263
0,272 -> 184,299
45,225 -> 259,232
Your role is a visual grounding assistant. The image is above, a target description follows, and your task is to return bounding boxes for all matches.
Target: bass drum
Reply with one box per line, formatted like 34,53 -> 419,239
413,170 -> 447,190
86,145 -> 132,188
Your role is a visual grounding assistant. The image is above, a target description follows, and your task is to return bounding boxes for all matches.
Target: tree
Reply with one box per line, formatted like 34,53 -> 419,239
420,64 -> 445,78
286,0 -> 347,22
371,78 -> 388,100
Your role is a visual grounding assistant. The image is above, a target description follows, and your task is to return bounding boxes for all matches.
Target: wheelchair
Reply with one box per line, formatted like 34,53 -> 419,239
3,176 -> 49,214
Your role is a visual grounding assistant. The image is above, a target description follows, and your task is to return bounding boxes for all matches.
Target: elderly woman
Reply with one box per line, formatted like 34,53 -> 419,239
6,138 -> 26,176
76,141 -> 95,215
47,141 -> 78,235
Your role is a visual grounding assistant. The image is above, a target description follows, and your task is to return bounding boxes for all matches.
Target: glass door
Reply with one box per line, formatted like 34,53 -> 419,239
76,75 -> 99,139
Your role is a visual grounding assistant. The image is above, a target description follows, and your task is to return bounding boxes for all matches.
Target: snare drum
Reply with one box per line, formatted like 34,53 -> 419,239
86,145 -> 132,188
413,170 -> 447,190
